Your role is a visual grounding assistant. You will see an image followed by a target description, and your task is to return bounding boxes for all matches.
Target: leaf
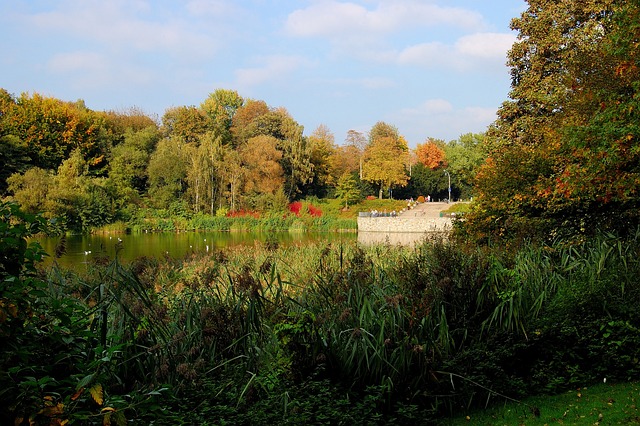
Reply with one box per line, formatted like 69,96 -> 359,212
89,384 -> 104,406
71,387 -> 84,401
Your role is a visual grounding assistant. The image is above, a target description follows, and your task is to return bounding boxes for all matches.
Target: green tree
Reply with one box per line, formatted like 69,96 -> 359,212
200,89 -> 244,144
302,124 -> 337,198
444,133 -> 487,199
334,172 -> 361,207
108,127 -> 158,204
6,167 -> 53,214
147,137 -> 192,208
0,135 -> 30,196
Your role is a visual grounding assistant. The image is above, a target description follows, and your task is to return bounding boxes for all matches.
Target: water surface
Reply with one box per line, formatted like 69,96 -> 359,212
35,230 -> 357,269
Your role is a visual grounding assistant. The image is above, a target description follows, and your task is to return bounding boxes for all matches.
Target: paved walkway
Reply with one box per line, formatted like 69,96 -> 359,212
397,201 -> 451,219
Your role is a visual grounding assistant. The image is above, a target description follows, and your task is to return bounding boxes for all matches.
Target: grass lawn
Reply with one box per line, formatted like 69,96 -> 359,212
440,381 -> 640,425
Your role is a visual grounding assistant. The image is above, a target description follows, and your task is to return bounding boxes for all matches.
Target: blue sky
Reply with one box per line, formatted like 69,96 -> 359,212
1,0 -> 526,146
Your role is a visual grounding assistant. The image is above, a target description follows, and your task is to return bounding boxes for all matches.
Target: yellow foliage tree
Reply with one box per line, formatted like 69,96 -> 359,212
362,136 -> 409,199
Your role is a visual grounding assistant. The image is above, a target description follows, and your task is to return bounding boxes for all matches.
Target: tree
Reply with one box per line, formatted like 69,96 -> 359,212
0,135 -> 30,196
161,106 -> 212,144
468,0 -> 634,240
302,124 -> 336,198
444,133 -> 487,199
345,129 -> 367,179
108,127 -> 158,203
6,167 -> 52,214
200,89 -> 244,144
147,137 -> 191,208
334,172 -> 361,208
415,139 -> 447,170
1,92 -> 108,172
362,136 -> 409,199
230,99 -> 271,146
240,135 -> 284,196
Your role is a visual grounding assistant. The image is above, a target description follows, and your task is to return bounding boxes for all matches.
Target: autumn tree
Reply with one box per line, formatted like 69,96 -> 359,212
240,135 -> 284,197
345,129 -> 367,179
362,132 -> 409,198
161,106 -> 212,144
230,99 -> 271,146
415,139 -> 447,170
469,0 -> 638,240
1,92 -> 108,172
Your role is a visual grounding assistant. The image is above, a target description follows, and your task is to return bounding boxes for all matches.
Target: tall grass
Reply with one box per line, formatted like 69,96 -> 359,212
6,213 -> 640,423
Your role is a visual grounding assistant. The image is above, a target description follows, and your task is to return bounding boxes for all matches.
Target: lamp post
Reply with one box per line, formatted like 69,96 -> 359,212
444,169 -> 451,203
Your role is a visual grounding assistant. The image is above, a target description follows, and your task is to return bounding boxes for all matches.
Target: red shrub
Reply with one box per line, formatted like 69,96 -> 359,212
288,201 -> 303,216
307,204 -> 323,217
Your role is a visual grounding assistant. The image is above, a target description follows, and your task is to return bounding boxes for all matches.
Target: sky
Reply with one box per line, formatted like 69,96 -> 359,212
0,0 -> 527,146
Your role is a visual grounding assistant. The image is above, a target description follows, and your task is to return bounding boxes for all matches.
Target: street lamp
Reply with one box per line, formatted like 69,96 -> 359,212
444,169 -> 451,203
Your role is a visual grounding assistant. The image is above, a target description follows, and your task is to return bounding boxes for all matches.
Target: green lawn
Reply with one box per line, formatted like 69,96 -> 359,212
440,381 -> 640,425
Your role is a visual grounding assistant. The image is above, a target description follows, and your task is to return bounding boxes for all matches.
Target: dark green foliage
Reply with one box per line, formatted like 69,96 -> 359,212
2,201 -> 640,423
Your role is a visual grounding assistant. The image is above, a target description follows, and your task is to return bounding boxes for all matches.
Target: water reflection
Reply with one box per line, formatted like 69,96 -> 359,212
35,231 -> 357,269
357,231 -> 444,246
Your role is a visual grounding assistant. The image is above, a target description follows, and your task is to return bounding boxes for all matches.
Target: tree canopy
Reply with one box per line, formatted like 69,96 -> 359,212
466,0 -> 640,241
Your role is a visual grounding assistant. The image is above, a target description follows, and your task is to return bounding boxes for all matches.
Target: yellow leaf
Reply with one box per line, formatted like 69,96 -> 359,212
89,384 -> 104,406
100,407 -> 116,413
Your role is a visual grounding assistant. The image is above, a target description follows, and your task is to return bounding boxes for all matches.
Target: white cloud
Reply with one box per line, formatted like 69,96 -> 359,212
186,0 -> 239,17
396,32 -> 516,71
285,0 -> 485,39
455,33 -> 517,59
235,55 -> 312,88
25,0 -> 219,58
48,51 -> 108,73
392,99 -> 497,142
47,50 -> 156,91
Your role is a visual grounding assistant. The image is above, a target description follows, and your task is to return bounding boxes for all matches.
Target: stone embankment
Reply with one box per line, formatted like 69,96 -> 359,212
357,202 -> 453,234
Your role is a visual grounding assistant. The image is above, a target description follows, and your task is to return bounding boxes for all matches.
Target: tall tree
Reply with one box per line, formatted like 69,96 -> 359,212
302,124 -> 336,198
147,137 -> 191,208
345,129 -> 367,179
240,135 -> 284,196
469,0 -> 633,240
161,106 -> 212,144
362,136 -> 409,199
200,89 -> 244,144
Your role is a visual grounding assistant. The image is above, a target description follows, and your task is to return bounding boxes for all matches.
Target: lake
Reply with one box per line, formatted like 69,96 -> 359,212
36,230 -> 358,269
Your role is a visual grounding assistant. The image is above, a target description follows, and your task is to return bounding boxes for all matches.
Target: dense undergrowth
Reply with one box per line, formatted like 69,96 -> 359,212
2,201 -> 640,425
